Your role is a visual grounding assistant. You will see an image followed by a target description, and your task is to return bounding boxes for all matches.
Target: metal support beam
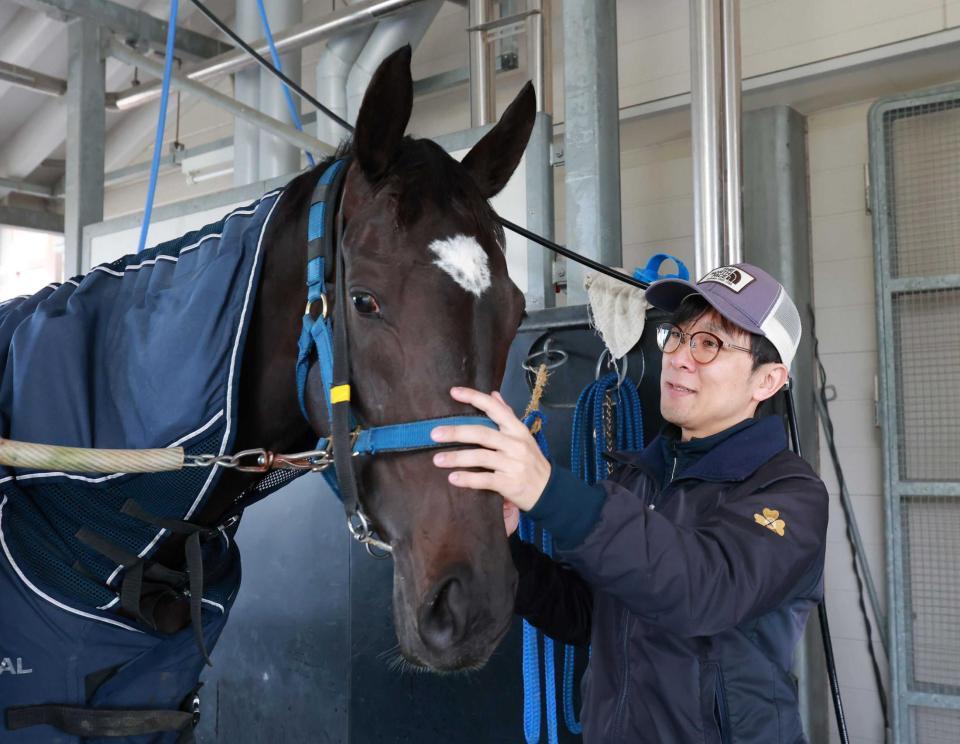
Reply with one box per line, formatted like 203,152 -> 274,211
259,0 -> 303,179
14,0 -> 229,61
562,0 -> 621,305
0,206 -> 64,234
0,60 -> 67,98
65,17 -> 105,276
0,176 -> 57,200
112,0 -> 430,110
234,0 -> 260,186
108,39 -> 334,157
742,105 -> 825,744
468,0 -> 494,126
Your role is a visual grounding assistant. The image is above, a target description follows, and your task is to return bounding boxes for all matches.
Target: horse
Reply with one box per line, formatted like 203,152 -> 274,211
0,46 -> 534,742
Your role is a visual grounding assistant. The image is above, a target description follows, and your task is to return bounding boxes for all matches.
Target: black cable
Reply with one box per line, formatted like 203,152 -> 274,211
189,0 -> 353,132
495,217 -> 650,290
782,383 -> 850,744
808,305 -> 891,731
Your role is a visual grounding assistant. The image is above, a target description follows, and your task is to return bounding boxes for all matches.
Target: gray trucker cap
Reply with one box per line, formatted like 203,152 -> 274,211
645,263 -> 802,368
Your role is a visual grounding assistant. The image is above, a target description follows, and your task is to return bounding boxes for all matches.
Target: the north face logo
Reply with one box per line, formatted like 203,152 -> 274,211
0,657 -> 32,675
700,266 -> 755,293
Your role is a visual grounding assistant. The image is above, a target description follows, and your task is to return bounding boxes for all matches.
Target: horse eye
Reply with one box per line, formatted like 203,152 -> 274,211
352,292 -> 381,316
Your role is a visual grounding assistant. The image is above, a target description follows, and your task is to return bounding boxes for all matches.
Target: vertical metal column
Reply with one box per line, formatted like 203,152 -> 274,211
690,0 -> 723,278
720,0 -> 742,264
562,0 -> 621,306
258,0 -> 302,178
742,105 -> 826,744
526,0 -> 551,116
234,0 -> 260,186
468,0 -> 494,127
691,0 -> 743,274
65,17 -> 104,276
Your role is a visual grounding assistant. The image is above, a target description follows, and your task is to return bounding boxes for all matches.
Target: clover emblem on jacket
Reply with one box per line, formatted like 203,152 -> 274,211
754,507 -> 786,537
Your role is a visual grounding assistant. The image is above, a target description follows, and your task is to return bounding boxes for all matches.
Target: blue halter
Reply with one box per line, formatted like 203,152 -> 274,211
294,158 -> 496,515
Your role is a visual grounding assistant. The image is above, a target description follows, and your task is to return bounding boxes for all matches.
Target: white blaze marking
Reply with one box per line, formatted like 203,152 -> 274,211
428,234 -> 491,297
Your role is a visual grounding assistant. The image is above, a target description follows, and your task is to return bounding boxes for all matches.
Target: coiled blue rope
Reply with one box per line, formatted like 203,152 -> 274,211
520,410 -> 559,744
566,369 -> 644,734
255,0 -> 315,168
137,0 -> 179,253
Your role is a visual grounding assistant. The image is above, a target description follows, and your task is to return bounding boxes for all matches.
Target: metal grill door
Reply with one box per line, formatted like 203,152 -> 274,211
870,86 -> 960,743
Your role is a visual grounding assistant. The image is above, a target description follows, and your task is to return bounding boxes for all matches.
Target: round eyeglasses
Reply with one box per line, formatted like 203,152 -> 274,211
655,322 -> 752,365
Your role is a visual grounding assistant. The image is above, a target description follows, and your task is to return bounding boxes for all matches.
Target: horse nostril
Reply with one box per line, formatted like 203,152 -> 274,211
418,575 -> 468,653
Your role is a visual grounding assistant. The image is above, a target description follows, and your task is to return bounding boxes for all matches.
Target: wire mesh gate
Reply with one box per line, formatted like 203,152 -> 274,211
869,84 -> 960,743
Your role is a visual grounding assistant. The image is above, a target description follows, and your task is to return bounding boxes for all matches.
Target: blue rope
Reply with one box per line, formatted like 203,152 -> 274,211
519,411 -> 559,744
565,369 -> 644,734
137,0 -> 179,253
255,0 -> 316,168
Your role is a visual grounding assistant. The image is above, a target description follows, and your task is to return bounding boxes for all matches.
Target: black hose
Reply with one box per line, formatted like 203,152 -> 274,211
783,383 -> 850,744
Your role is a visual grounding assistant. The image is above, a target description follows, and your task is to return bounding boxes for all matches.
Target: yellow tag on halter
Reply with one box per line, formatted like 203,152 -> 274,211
330,385 -> 351,404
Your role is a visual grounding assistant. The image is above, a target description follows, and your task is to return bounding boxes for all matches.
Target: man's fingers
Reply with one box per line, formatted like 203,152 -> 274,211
450,386 -> 526,433
446,470 -> 499,492
432,448 -> 504,472
431,422 -> 504,449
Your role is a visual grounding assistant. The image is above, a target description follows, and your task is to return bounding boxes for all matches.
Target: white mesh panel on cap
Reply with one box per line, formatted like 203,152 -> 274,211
759,288 -> 802,368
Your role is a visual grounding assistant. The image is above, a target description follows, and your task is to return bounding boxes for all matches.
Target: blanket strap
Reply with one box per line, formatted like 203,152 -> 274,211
5,685 -> 202,742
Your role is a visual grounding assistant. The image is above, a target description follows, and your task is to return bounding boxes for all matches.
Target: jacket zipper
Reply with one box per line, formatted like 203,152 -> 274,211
715,666 -> 732,744
613,607 -> 631,738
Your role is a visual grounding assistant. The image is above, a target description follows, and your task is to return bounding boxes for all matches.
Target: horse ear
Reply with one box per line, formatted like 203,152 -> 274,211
353,45 -> 413,181
460,82 -> 536,199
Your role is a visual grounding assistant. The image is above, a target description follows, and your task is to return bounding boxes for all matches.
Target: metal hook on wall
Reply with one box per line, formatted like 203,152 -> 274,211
522,336 -> 568,390
595,348 -> 629,389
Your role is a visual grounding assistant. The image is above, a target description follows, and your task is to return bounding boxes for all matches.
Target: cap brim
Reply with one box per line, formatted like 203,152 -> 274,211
645,277 -> 765,336
645,278 -> 703,313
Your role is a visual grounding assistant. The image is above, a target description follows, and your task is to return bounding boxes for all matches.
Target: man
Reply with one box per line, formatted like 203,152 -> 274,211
431,263 -> 828,743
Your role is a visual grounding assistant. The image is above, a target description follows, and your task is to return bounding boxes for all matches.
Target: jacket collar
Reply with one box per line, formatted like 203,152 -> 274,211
607,415 -> 789,484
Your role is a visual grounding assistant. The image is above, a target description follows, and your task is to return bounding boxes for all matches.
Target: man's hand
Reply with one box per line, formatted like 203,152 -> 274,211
431,387 -> 551,512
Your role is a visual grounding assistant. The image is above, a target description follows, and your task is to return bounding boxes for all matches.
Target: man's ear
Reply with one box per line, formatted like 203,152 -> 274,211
752,363 -> 790,404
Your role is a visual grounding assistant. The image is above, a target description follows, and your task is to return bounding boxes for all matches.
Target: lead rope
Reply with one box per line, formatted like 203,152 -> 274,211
566,369 -> 644,734
519,365 -> 560,744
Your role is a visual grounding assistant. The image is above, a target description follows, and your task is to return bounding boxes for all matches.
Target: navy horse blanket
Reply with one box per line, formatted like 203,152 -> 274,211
0,188 -> 283,742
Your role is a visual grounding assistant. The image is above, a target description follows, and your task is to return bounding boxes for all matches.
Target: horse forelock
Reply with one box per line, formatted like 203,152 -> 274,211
363,137 -> 505,255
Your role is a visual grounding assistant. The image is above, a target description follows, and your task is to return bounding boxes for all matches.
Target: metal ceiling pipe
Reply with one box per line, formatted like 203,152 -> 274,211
107,38 -> 334,156
112,0 -> 430,111
468,0 -> 494,127
315,1 -> 376,147
690,0 -> 724,278
345,0 -> 443,124
526,0 -> 550,115
234,0 -> 260,185
721,0 -> 743,264
258,0 -> 302,178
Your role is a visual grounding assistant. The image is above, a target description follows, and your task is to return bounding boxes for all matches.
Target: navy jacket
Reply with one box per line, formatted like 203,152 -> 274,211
513,416 -> 829,744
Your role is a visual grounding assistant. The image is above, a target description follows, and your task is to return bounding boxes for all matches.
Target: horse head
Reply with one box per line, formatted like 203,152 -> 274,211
301,46 -> 534,671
